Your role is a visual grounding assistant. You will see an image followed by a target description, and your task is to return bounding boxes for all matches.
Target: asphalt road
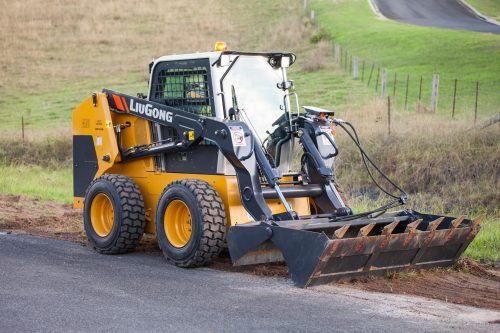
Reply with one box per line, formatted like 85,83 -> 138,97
373,0 -> 500,34
0,233 -> 497,332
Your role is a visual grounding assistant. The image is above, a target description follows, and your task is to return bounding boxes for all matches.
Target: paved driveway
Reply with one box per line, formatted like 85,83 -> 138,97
373,0 -> 500,33
0,234 -> 497,332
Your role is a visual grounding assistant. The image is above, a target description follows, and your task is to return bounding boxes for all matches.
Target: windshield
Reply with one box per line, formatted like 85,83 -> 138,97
221,56 -> 287,143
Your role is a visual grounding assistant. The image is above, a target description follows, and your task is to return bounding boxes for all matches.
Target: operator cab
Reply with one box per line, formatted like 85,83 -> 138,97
147,43 -> 301,176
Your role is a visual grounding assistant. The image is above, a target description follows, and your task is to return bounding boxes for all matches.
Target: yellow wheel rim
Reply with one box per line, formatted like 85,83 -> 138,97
90,193 -> 114,237
165,200 -> 192,248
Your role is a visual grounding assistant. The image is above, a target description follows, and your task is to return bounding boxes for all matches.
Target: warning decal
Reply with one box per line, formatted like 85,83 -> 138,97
229,125 -> 247,146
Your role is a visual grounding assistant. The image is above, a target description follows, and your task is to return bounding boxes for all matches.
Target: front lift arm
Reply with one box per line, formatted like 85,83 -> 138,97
103,89 -> 279,222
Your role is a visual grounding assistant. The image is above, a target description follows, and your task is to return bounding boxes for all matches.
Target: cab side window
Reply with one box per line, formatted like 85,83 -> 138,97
152,60 -> 214,117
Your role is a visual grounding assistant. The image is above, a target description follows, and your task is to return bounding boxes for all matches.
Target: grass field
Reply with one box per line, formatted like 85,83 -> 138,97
309,0 -> 500,119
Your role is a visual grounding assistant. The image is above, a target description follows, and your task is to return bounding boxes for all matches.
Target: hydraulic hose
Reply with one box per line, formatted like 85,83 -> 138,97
330,119 -> 408,221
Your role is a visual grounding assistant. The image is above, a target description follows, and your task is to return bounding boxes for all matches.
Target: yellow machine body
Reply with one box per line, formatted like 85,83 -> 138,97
72,93 -> 310,234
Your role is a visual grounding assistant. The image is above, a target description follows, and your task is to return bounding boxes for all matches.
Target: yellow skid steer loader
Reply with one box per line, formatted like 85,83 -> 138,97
72,45 -> 481,287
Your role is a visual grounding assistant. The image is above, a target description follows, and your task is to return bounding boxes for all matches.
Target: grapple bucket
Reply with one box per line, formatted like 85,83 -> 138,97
226,211 -> 481,287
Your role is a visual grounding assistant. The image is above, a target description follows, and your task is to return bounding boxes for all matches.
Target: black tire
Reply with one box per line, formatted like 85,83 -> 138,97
84,174 -> 146,254
155,179 -> 226,267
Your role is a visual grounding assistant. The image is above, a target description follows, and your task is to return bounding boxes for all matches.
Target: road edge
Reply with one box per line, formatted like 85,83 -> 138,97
367,0 -> 387,20
453,0 -> 500,26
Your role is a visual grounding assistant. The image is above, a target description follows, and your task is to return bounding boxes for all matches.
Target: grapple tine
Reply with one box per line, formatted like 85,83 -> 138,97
426,217 -> 445,231
404,219 -> 422,233
471,214 -> 484,228
450,215 -> 466,229
227,210 -> 482,288
334,225 -> 349,239
358,223 -> 376,237
382,220 -> 399,235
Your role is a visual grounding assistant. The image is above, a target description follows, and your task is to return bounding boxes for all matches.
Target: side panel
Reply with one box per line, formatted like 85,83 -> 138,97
72,93 -> 121,207
73,135 -> 98,198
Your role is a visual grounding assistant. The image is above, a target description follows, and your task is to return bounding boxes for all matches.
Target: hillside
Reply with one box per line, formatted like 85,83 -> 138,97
309,0 -> 500,118
0,0 -> 317,133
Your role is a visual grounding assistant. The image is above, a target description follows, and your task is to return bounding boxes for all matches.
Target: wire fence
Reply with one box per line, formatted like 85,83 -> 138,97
302,1 -> 499,126
333,43 -> 500,124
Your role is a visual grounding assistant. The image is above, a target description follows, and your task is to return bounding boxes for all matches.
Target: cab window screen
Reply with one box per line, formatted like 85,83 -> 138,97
153,66 -> 213,117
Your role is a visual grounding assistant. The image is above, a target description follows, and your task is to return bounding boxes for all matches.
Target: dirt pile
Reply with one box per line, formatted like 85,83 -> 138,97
0,194 -> 84,243
342,259 -> 500,310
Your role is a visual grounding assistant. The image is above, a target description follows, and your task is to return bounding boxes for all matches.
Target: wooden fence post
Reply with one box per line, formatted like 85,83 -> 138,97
344,50 -> 348,71
367,64 -> 374,87
353,56 -> 358,79
22,116 -> 25,142
375,67 -> 380,92
393,72 -> 397,97
381,68 -> 387,97
304,0 -> 308,10
431,74 -> 440,113
334,44 -> 341,65
418,76 -> 423,101
452,79 -> 458,118
404,74 -> 410,110
474,81 -> 479,124
387,96 -> 391,136
361,60 -> 365,81
310,10 -> 315,21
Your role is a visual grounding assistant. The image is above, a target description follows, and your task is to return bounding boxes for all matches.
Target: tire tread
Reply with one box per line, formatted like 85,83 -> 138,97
85,174 -> 145,254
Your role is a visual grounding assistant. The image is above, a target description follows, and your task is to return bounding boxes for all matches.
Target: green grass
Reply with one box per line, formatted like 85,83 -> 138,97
0,165 -> 72,203
310,0 -> 500,119
467,0 -> 500,20
289,61 -> 376,112
463,217 -> 499,262
0,73 -> 148,133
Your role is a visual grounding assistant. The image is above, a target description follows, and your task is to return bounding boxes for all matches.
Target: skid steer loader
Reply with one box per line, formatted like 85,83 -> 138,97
72,43 -> 481,287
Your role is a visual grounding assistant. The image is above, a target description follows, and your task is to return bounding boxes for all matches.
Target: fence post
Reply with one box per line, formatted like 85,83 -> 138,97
344,50 -> 348,71
334,43 -> 341,65
349,55 -> 353,74
474,81 -> 479,124
367,63 -> 374,87
431,74 -> 439,113
361,60 -> 365,81
381,68 -> 387,97
418,76 -> 423,101
452,79 -> 458,118
353,56 -> 358,79
393,72 -> 397,97
387,96 -> 391,136
375,67 -> 380,92
304,0 -> 308,10
310,10 -> 315,21
21,116 -> 25,142
404,74 -> 410,110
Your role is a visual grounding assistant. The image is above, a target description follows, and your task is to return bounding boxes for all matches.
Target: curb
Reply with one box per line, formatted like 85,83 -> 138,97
455,0 -> 500,26
367,0 -> 387,20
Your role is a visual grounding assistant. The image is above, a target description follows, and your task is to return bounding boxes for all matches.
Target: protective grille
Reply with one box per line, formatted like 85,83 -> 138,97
153,67 -> 213,117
